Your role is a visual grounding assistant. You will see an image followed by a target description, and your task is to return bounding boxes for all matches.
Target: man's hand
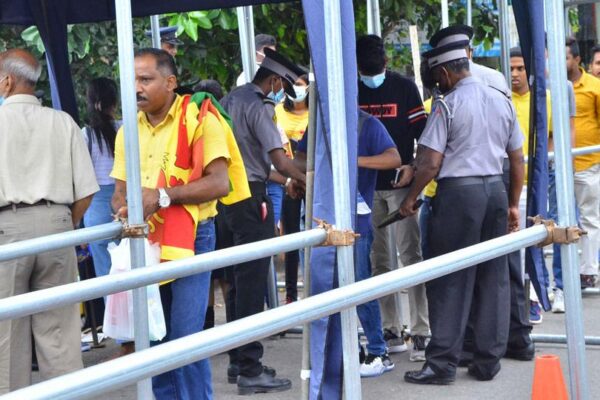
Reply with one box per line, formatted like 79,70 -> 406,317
399,195 -> 419,217
286,179 -> 305,199
508,206 -> 520,233
392,165 -> 415,188
142,188 -> 161,220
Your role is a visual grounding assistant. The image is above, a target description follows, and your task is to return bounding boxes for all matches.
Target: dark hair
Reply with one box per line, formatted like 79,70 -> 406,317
440,58 -> 470,73
283,74 -> 309,112
590,45 -> 600,63
86,77 -> 118,155
255,34 -> 277,50
253,66 -> 277,84
134,48 -> 177,77
193,79 -> 224,100
566,37 -> 580,58
510,46 -> 523,58
356,35 -> 386,75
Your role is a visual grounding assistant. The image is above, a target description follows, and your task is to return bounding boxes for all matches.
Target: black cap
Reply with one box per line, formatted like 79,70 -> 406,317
144,26 -> 183,46
259,48 -> 304,98
255,34 -> 277,51
428,24 -> 473,48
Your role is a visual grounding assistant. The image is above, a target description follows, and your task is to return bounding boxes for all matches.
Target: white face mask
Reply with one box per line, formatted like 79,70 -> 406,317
288,84 -> 308,103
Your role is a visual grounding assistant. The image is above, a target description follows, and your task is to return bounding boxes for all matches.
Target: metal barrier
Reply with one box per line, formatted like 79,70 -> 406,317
1,225 -> 549,400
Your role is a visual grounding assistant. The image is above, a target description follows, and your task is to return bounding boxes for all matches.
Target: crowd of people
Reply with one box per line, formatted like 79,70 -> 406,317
0,20 -> 598,399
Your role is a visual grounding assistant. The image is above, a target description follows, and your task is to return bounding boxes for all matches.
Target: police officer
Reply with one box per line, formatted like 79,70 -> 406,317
397,32 -> 524,384
218,48 -> 305,395
428,25 -> 535,363
144,26 -> 182,57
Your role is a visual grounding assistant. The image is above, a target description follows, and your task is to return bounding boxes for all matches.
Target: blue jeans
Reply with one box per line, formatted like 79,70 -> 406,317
83,184 -> 115,278
267,181 -> 284,226
152,221 -> 215,400
355,230 -> 386,356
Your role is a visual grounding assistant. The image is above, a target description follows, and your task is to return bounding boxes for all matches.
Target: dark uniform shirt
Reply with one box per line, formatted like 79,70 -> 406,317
358,70 -> 427,190
221,83 -> 283,182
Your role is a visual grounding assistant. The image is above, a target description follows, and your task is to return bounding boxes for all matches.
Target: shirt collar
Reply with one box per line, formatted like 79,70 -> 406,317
138,94 -> 181,128
511,90 -> 530,99
573,67 -> 589,88
455,76 -> 479,87
2,94 -> 41,106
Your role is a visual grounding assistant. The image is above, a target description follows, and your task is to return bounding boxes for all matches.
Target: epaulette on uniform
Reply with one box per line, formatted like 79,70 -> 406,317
262,97 -> 276,106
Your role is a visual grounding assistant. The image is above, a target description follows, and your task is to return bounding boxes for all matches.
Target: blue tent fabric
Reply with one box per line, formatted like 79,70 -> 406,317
301,0 -> 357,398
511,0 -> 551,311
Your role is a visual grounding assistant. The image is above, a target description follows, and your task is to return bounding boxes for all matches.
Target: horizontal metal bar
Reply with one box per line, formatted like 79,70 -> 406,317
276,281 -> 305,289
0,229 -> 327,322
3,225 -> 548,400
532,334 -> 600,346
524,144 -> 600,163
0,222 -> 123,263
581,287 -> 600,295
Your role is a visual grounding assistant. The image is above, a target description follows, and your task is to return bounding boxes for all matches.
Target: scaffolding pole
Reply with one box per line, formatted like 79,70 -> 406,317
366,0 -> 381,36
237,6 -> 257,84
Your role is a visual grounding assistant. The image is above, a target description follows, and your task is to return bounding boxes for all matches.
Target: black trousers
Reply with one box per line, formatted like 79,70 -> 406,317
281,195 -> 302,300
216,182 -> 275,377
425,176 -> 510,377
462,162 -> 532,360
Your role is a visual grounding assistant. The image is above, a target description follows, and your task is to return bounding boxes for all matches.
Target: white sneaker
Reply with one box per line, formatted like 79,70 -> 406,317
383,328 -> 408,353
359,353 -> 394,377
552,288 -> 565,313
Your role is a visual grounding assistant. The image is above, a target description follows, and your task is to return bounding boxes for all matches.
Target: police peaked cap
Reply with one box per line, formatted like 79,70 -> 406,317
423,25 -> 472,68
144,26 -> 183,46
259,48 -> 305,98
428,24 -> 474,48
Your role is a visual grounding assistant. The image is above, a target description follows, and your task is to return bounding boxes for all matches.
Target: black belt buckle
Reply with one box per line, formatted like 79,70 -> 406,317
377,199 -> 423,229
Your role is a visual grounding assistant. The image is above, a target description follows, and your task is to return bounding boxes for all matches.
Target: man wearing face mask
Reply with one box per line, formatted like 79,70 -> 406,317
356,34 -> 430,362
218,48 -> 305,395
236,34 -> 277,87
399,31 -> 524,384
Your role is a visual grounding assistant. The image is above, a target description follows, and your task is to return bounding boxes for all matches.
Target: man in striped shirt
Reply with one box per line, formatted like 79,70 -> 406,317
356,34 -> 429,361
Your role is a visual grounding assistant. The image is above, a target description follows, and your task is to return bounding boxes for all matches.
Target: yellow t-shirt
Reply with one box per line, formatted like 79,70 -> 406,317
422,98 -> 438,197
511,90 -> 552,158
275,103 -> 309,142
571,68 -> 600,172
111,95 -> 230,222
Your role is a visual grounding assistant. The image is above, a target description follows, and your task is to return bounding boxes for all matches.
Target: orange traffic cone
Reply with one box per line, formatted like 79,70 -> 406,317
531,354 -> 568,400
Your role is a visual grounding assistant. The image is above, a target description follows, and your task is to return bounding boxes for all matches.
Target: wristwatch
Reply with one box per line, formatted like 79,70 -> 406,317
158,188 -> 171,208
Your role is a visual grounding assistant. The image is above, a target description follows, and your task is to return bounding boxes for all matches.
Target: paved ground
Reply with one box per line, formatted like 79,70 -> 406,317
33,256 -> 600,400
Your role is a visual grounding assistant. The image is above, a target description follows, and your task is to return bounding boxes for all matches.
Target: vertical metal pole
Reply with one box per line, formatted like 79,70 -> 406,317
467,0 -> 472,27
546,1 -> 590,399
301,64 -> 317,400
366,0 -> 382,36
267,258 -> 279,308
499,0 -> 511,85
441,0 -> 449,28
114,0 -> 151,399
237,6 -> 257,84
150,15 -> 161,49
323,2 -> 361,399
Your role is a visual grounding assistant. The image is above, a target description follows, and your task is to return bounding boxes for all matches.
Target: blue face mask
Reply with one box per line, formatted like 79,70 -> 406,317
267,79 -> 285,103
0,97 -> 4,106
360,71 -> 386,89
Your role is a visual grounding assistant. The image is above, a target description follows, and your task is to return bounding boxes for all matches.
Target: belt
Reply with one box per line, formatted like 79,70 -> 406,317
437,175 -> 503,189
0,200 -> 55,213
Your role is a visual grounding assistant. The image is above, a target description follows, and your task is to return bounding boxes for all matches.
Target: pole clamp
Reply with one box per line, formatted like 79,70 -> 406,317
314,218 -> 360,247
118,218 -> 148,238
528,215 -> 586,247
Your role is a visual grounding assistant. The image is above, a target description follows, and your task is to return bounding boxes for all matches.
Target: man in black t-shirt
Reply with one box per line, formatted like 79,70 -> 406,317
356,35 -> 429,362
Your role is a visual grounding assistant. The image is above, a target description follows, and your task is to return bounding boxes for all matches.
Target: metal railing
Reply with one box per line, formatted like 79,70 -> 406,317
1,224 -> 549,400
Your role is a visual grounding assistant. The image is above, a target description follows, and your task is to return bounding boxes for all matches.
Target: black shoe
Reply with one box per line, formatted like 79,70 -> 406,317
237,372 -> 292,395
457,358 -> 472,368
404,365 -> 455,385
505,341 -> 535,361
468,362 -> 501,381
228,364 -> 276,384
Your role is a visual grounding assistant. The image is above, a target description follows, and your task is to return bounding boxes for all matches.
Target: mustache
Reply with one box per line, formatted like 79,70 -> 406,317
136,95 -> 147,102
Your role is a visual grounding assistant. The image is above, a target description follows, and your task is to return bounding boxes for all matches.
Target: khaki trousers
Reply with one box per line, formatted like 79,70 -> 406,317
574,163 -> 600,276
0,204 -> 83,394
370,188 -> 429,336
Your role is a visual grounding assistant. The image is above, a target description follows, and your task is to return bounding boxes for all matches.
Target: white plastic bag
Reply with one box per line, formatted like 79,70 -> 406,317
103,238 -> 166,341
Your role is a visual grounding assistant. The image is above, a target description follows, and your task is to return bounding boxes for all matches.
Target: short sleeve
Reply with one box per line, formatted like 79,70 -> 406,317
110,127 -> 127,181
417,102 -> 449,153
198,112 -> 231,168
364,117 -> 395,156
70,120 -> 99,200
249,101 -> 284,153
507,105 -> 525,152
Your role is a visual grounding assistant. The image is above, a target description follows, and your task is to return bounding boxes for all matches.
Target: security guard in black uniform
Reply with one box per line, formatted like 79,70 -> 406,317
397,30 -> 525,384
218,48 -> 305,395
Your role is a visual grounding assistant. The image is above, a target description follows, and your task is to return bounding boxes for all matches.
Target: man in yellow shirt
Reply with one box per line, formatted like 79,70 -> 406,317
111,48 -> 230,399
566,37 -> 600,288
